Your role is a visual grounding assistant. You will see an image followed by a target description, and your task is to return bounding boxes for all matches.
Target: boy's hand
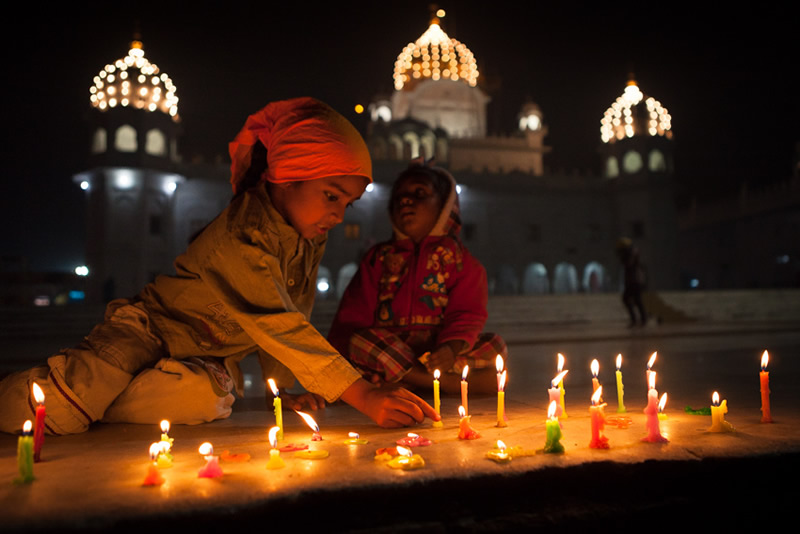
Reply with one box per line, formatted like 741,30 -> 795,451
281,392 -> 326,411
424,341 -> 466,373
340,379 -> 439,428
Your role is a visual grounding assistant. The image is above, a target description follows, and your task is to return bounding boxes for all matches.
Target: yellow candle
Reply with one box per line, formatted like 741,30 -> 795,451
387,446 -> 425,470
615,354 -> 626,413
268,378 -> 283,441
657,392 -> 668,420
497,370 -> 507,428
709,391 -> 735,433
486,440 -> 512,463
432,369 -> 443,428
266,426 -> 286,469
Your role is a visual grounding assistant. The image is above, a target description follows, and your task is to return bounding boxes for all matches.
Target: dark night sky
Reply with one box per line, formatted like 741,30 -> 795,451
1,2 -> 796,271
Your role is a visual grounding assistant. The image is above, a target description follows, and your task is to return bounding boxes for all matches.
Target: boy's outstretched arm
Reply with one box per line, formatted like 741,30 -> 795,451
340,378 -> 440,428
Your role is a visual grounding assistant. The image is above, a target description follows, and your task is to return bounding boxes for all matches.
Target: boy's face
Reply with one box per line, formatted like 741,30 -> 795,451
390,174 -> 443,243
273,175 -> 368,239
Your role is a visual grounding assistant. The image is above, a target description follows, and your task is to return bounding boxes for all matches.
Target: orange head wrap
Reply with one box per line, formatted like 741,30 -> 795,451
228,97 -> 372,194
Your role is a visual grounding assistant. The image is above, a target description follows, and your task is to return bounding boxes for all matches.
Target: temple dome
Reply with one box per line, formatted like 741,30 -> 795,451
89,40 -> 180,122
600,79 -> 671,144
393,15 -> 479,91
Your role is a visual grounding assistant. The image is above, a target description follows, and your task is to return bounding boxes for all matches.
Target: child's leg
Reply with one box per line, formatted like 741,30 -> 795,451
0,299 -> 164,435
348,328 -> 417,383
102,357 -> 235,425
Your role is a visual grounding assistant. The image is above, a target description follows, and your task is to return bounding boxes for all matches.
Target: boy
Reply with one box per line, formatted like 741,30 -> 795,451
0,98 -> 437,435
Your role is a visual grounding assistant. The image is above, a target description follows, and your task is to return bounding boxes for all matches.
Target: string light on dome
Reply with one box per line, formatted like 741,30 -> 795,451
89,40 -> 179,122
393,15 -> 479,91
600,80 -> 671,144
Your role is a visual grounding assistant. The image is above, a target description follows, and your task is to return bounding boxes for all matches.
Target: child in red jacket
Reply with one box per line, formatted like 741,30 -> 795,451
328,161 -> 506,394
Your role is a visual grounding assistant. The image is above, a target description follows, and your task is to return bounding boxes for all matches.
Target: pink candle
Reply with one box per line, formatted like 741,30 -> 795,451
198,442 -> 223,478
641,372 -> 668,443
31,382 -> 45,463
589,386 -> 609,449
143,443 -> 166,486
460,366 -> 469,415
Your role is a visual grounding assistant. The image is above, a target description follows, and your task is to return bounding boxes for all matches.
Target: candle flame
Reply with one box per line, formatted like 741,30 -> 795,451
295,410 -> 320,432
658,392 -> 668,412
267,378 -> 279,397
407,432 -> 419,439
149,442 -> 162,460
458,405 -> 466,418
499,370 -> 507,392
160,419 -> 170,434
712,391 -> 720,406
496,439 -> 506,451
434,369 -> 441,380
268,426 -> 280,448
557,353 -> 565,372
547,400 -> 557,419
591,386 -> 603,405
32,382 -> 45,404
761,350 -> 769,371
495,354 -> 504,373
551,370 -> 568,388
23,420 -> 32,433
647,352 -> 657,370
396,445 -> 412,457
462,365 -> 469,381
648,371 -> 656,390
591,359 -> 599,378
199,442 -> 214,456
616,354 -> 622,370
348,432 -> 360,439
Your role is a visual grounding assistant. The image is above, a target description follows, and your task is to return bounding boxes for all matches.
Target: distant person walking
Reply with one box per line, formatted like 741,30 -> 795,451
616,238 -> 648,327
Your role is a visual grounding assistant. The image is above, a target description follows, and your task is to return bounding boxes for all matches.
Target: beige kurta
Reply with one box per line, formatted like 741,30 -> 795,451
139,184 -> 362,402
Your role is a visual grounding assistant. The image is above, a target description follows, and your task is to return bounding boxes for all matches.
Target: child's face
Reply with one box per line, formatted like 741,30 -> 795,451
273,175 -> 368,239
390,174 -> 443,243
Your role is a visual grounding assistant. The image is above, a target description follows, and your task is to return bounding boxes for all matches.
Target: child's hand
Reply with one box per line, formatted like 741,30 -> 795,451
340,379 -> 439,428
426,346 -> 457,373
281,392 -> 326,411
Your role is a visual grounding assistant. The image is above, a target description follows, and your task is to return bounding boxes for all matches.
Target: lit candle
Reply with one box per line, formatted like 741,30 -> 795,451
760,350 -> 773,423
657,392 -> 668,420
457,405 -> 480,440
557,353 -> 568,418
386,445 -> 425,470
615,354 -> 626,413
197,442 -> 223,478
548,370 -> 569,420
15,420 -> 34,484
544,400 -> 564,454
589,386 -> 609,449
157,419 -> 173,467
143,442 -> 166,486
590,359 -> 600,396
32,382 -> 45,463
460,365 -> 469,415
497,368 -> 508,428
266,426 -> 286,470
641,371 -> 669,443
295,410 -> 323,441
396,432 -> 433,447
646,351 -> 657,385
268,378 -> 283,441
432,369 -> 444,428
709,391 -> 735,433
486,439 -> 512,463
344,432 -> 369,445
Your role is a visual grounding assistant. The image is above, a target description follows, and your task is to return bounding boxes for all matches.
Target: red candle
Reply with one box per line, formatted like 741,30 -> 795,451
760,350 -> 773,423
31,382 -> 46,463
143,443 -> 166,486
641,372 -> 669,443
589,386 -> 609,449
198,442 -> 223,478
457,405 -> 480,440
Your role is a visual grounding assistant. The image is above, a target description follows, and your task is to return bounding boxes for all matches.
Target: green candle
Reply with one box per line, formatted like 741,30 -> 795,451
544,401 -> 565,454
15,420 -> 34,484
